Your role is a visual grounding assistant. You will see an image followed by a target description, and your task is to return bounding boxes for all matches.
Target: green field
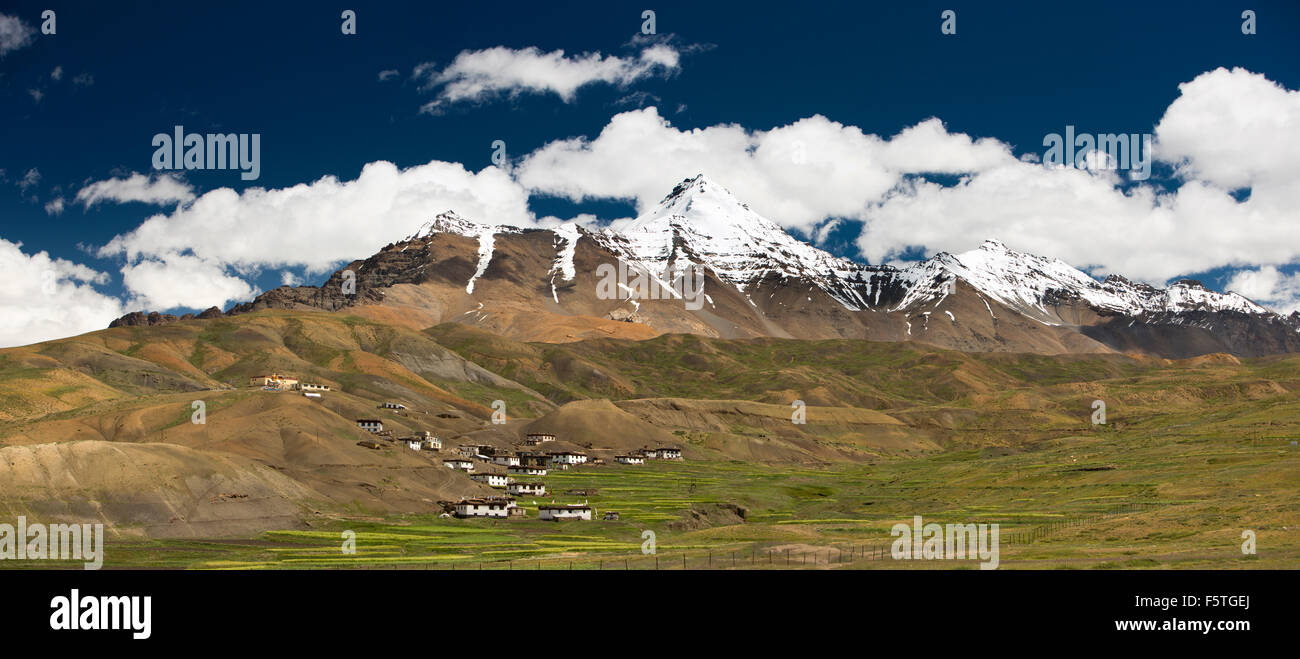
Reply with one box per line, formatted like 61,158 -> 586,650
17,421 -> 1293,570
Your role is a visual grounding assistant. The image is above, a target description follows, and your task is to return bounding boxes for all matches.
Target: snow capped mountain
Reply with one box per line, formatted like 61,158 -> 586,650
209,173 -> 1298,357
908,240 -> 1271,321
589,175 -> 877,309
580,175 -> 1274,323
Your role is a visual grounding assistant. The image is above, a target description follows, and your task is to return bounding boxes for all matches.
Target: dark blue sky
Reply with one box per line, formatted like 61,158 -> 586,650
3,0 -> 1298,311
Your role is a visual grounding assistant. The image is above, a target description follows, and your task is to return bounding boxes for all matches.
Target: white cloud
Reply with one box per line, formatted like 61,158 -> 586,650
517,68 -> 1300,293
80,66 -> 1300,318
27,88 -> 41,103
280,271 -> 301,286
856,67 -> 1300,284
1225,266 -> 1300,316
0,13 -> 34,57
120,253 -> 258,312
378,69 -> 398,82
43,197 -> 64,215
97,161 -> 534,309
515,108 -> 1007,234
415,42 -> 683,113
0,239 -> 125,348
51,65 -> 62,81
1155,67 -> 1300,191
76,173 -> 196,208
17,168 -> 39,192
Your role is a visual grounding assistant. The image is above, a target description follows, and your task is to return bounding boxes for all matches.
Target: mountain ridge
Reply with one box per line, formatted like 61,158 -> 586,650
109,174 -> 1300,357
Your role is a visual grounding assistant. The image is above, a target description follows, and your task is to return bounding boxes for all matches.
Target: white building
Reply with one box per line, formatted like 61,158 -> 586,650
296,382 -> 331,392
491,454 -> 521,467
470,473 -> 509,488
524,433 -> 556,445
444,459 -> 474,472
508,465 -> 547,477
656,447 -> 683,460
411,432 -> 441,451
454,497 -> 516,518
356,419 -> 383,433
615,455 -> 645,465
403,438 -> 423,451
380,402 -> 406,410
549,451 -> 588,465
507,482 -> 546,496
538,504 -> 593,521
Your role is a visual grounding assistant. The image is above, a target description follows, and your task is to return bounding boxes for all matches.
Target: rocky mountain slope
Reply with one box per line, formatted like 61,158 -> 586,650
112,175 -> 1300,358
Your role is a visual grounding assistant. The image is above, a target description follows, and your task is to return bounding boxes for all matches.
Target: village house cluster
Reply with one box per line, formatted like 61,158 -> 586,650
354,417 -> 441,451
251,376 -> 685,523
440,434 -> 684,522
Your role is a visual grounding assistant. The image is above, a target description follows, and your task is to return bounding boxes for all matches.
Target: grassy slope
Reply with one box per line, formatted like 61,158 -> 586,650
2,316 -> 1298,568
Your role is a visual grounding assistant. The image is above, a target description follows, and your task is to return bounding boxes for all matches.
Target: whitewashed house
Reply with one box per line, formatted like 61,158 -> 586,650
379,402 -> 406,410
508,465 -> 547,477
507,482 -> 546,496
491,453 -> 521,467
615,454 -> 645,465
296,382 -> 331,392
549,451 -> 588,465
356,419 -> 383,433
444,459 -> 474,472
470,473 -> 509,488
538,504 -> 593,521
524,433 -> 556,446
403,437 -> 423,451
454,497 -> 516,518
412,431 -> 441,451
656,447 -> 683,460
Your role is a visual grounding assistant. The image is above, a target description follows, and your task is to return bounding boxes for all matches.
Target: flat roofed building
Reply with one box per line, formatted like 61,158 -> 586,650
538,504 -> 593,521
454,497 -> 516,518
507,482 -> 546,496
508,465 -> 547,477
470,473 -> 509,488
548,451 -> 588,465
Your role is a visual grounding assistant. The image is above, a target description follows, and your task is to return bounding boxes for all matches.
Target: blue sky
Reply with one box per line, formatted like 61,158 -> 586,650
2,0 -> 1299,346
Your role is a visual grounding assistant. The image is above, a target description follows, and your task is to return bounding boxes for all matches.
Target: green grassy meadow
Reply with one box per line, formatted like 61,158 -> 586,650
35,420 -> 1295,570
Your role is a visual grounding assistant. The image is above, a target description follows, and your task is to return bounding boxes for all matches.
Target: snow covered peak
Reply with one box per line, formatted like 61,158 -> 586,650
624,174 -> 779,237
408,177 -> 1278,323
926,240 -> 1270,318
410,211 -> 483,240
598,174 -> 877,308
